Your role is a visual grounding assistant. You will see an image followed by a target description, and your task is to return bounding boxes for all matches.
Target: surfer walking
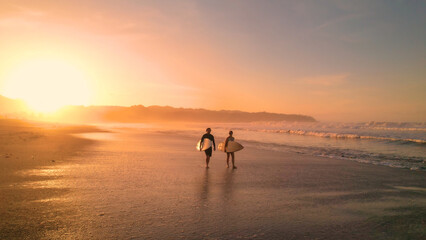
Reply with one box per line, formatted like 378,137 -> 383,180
200,128 -> 216,168
225,131 -> 237,169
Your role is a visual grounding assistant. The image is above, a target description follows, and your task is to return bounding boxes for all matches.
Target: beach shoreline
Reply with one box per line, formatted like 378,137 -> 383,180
1,123 -> 425,239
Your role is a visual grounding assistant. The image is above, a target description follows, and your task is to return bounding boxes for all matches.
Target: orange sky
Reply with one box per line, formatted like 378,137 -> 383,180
0,1 -> 425,121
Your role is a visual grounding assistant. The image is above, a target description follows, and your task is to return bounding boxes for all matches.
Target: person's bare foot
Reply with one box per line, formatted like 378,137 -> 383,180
233,166 -> 237,169
206,166 -> 209,169
227,165 -> 229,168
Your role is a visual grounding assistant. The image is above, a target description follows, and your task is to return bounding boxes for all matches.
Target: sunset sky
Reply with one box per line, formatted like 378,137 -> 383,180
0,0 -> 424,121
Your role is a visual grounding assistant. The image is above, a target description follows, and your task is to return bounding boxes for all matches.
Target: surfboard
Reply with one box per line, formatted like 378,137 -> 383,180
218,141 -> 244,153
196,138 -> 213,151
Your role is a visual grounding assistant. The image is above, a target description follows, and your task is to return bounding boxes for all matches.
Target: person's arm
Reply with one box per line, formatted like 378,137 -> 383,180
224,136 -> 230,152
212,136 -> 216,150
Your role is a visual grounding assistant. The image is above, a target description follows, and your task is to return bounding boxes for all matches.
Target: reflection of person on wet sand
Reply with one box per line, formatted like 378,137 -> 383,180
200,128 -> 216,168
195,169 -> 210,226
200,169 -> 210,201
225,131 -> 237,169
223,168 -> 235,201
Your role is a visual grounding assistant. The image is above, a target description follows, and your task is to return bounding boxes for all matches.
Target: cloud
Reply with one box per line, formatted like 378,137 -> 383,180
0,3 -> 46,28
315,13 -> 362,31
301,74 -> 349,86
11,4 -> 46,17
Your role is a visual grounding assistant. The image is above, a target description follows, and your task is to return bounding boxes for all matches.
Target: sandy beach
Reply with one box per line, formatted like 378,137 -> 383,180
1,121 -> 425,239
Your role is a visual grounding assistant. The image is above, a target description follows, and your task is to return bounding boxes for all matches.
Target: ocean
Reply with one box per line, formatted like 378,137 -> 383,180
177,121 -> 425,171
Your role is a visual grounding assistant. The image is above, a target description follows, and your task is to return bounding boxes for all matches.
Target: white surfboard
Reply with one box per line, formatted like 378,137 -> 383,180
218,141 -> 244,153
196,138 -> 213,151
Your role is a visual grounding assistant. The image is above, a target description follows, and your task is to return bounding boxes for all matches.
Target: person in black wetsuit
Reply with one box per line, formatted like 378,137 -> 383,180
200,128 -> 216,168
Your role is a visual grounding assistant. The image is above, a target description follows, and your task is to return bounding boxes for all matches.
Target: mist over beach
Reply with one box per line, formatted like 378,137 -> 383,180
1,0 -> 425,239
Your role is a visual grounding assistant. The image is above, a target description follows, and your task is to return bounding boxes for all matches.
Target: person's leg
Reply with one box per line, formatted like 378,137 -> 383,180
206,156 -> 210,168
231,152 -> 236,169
226,153 -> 230,168
205,147 -> 212,168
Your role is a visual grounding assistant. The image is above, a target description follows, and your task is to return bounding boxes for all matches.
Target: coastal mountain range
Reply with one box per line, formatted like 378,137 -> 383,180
0,95 -> 316,123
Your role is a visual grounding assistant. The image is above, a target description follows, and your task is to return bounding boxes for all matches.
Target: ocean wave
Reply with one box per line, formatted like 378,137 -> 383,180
243,120 -> 426,129
362,126 -> 426,131
243,140 -> 426,171
362,121 -> 426,130
258,129 -> 426,145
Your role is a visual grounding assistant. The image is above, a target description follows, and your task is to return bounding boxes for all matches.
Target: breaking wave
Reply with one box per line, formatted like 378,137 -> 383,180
260,129 -> 426,145
245,140 -> 426,171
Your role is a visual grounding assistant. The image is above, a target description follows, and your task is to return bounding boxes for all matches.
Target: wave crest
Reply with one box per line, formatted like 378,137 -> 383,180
260,129 -> 426,145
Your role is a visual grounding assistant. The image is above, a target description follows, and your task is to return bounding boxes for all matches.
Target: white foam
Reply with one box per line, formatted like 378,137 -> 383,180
256,128 -> 426,144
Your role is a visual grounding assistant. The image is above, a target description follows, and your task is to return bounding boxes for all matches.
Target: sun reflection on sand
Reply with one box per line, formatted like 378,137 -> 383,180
16,165 -> 74,189
20,166 -> 70,177
72,132 -> 117,141
31,197 -> 68,203
18,179 -> 67,189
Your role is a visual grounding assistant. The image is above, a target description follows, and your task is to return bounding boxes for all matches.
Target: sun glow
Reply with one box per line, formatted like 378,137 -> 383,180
2,59 -> 92,112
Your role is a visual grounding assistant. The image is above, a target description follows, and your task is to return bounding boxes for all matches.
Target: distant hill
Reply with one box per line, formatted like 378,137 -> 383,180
0,95 -> 316,123
0,95 -> 28,118
55,105 -> 316,123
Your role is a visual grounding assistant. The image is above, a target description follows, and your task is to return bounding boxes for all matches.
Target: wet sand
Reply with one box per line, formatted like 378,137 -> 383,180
1,124 -> 425,239
0,119 -> 102,239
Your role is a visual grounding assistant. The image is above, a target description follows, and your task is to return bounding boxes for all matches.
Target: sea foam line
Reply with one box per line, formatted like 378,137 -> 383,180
258,129 -> 426,145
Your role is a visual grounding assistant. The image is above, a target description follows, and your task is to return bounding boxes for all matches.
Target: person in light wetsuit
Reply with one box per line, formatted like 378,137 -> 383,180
225,130 -> 237,169
200,128 -> 216,168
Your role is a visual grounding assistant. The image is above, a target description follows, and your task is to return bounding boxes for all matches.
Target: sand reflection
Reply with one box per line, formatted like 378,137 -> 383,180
200,169 -> 210,203
222,168 -> 236,202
